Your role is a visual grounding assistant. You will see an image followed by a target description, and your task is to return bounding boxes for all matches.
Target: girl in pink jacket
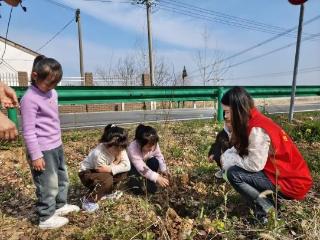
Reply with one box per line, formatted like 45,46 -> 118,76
127,124 -> 169,194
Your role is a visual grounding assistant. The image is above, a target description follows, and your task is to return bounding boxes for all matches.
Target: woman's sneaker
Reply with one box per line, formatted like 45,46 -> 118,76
101,191 -> 123,201
81,198 -> 99,213
55,204 -> 80,216
39,215 -> 69,229
214,169 -> 224,179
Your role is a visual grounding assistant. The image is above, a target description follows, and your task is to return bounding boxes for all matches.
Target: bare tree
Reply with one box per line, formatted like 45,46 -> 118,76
194,27 -> 228,86
134,41 -> 176,86
116,55 -> 139,86
153,56 -> 176,86
94,38 -> 177,86
95,53 -> 116,86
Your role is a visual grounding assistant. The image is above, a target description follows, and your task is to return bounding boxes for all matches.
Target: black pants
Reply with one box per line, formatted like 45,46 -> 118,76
128,157 -> 159,194
227,165 -> 290,217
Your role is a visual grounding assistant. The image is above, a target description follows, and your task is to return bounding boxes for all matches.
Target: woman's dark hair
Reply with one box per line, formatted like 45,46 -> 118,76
100,124 -> 128,149
31,57 -> 63,85
135,124 -> 159,148
221,86 -> 254,157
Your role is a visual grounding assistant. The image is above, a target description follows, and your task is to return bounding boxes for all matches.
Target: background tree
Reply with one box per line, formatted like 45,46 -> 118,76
193,26 -> 228,86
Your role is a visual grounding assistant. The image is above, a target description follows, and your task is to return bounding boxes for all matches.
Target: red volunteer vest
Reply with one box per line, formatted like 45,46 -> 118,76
248,108 -> 313,200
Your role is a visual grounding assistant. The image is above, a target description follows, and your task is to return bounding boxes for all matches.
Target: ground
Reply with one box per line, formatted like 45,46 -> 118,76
0,112 -> 319,240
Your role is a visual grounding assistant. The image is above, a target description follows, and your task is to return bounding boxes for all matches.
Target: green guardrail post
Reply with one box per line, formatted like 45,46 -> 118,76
217,87 -> 224,122
7,108 -> 19,129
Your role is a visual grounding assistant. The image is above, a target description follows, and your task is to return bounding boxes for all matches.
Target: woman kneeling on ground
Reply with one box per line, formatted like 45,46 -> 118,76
220,86 -> 313,223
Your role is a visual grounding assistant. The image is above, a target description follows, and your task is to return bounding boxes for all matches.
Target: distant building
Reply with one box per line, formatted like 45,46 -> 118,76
0,36 -> 39,85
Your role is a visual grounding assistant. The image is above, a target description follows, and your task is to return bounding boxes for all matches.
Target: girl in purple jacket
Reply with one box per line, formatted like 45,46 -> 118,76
20,57 -> 79,230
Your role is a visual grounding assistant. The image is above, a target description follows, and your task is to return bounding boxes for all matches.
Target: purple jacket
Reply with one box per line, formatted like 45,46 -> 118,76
20,85 -> 62,160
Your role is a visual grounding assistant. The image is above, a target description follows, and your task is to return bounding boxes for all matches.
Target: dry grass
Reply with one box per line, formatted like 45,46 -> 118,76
0,114 -> 319,239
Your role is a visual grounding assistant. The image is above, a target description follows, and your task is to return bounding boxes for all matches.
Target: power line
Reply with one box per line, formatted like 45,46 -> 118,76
160,0 -> 289,35
45,0 -> 76,11
0,7 -> 13,65
187,14 -> 320,77
224,66 -> 320,81
0,59 -> 17,72
189,31 -> 320,79
0,58 -> 33,61
81,0 -> 134,3
227,32 -> 320,69
158,0 -> 319,39
166,0 -> 309,37
157,5 -> 289,36
37,17 -> 75,52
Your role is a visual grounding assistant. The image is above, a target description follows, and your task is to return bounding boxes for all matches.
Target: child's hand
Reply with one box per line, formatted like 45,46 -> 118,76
32,157 -> 45,171
161,170 -> 170,178
157,175 -> 169,187
208,154 -> 214,162
96,165 -> 112,173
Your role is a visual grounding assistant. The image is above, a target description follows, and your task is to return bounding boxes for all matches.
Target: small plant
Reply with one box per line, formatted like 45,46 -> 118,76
170,145 -> 183,159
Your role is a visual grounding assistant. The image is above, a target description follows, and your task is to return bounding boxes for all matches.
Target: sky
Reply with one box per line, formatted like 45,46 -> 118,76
0,0 -> 319,86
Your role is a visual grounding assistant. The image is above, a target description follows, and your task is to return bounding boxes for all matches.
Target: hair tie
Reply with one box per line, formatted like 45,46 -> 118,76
111,124 -> 116,128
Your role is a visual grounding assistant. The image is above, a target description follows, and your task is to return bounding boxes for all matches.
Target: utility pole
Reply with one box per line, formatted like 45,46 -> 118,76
182,66 -> 187,86
136,0 -> 155,85
289,3 -> 304,122
76,9 -> 84,80
145,0 -> 154,86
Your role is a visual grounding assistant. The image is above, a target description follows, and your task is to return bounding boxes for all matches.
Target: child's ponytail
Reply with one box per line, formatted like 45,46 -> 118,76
100,124 -> 128,149
30,55 -> 46,85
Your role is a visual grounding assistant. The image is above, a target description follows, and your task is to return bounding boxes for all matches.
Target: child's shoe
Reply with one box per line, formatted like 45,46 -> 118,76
39,215 -> 69,229
101,191 -> 123,201
81,198 -> 99,213
55,204 -> 80,216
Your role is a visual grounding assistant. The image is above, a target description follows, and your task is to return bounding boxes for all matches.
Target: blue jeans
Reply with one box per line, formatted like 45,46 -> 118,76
226,166 -> 276,217
31,145 -> 69,221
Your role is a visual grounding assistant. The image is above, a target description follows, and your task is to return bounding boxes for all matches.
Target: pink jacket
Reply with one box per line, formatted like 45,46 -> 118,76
127,140 -> 167,182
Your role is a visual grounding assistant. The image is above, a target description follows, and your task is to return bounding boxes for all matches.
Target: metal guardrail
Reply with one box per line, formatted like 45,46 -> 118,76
7,85 -> 320,127
12,86 -> 219,104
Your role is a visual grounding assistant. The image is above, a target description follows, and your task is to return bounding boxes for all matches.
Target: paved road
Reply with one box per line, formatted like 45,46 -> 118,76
58,102 -> 320,129
60,108 -> 215,129
265,102 -> 320,114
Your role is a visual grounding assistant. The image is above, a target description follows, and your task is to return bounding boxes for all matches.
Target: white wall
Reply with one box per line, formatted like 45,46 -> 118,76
0,40 -> 35,77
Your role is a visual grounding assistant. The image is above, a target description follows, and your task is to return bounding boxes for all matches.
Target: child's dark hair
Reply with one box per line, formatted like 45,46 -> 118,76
31,56 -> 63,85
100,124 -> 128,149
135,124 -> 159,147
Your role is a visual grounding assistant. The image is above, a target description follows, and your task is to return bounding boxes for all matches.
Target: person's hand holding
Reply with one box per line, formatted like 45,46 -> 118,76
0,82 -> 19,108
0,112 -> 18,140
157,175 -> 169,187
32,157 -> 46,171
